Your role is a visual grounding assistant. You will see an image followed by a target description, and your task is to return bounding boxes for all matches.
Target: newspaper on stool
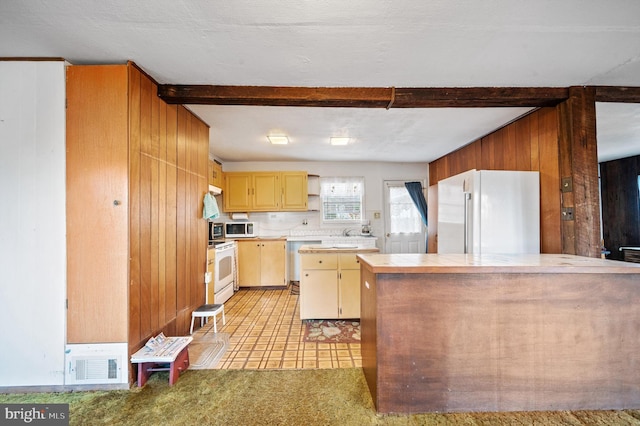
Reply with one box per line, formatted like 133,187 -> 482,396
130,333 -> 192,386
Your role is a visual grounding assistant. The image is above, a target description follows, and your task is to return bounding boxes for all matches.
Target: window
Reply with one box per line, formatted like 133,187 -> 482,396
320,177 -> 364,222
389,185 -> 423,234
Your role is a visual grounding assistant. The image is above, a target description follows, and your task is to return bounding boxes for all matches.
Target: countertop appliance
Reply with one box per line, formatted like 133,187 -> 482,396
208,222 -> 224,245
225,221 -> 256,238
437,169 -> 540,254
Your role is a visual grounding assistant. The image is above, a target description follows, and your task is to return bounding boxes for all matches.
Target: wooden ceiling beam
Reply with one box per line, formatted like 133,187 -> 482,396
594,86 -> 640,103
157,85 -> 571,108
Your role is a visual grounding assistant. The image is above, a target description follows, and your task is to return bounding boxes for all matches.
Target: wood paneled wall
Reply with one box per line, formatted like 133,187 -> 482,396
129,65 -> 208,351
66,63 -> 208,354
428,108 -> 562,254
600,155 -> 640,260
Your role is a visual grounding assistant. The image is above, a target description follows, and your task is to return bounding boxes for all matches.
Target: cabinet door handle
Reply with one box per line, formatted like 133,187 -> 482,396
318,260 -> 322,263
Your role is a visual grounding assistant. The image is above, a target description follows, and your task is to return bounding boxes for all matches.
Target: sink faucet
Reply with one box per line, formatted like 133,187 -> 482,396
343,228 -> 353,236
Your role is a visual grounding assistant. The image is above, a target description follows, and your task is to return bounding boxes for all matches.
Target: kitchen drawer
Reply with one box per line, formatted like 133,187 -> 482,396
301,253 -> 338,270
339,253 -> 361,270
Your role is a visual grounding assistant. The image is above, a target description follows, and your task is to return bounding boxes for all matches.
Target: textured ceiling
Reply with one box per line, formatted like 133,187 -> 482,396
1,1 -> 639,162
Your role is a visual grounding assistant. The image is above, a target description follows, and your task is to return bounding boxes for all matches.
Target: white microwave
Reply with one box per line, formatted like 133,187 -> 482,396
225,222 -> 256,238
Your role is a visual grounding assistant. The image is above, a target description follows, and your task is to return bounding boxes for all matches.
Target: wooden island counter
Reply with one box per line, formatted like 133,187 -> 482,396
357,253 -> 640,414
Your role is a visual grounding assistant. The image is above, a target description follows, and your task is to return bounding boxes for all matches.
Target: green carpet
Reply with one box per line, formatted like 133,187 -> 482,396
2,368 -> 640,425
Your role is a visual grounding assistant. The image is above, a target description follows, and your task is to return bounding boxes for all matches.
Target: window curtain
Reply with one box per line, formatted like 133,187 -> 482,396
404,181 -> 428,252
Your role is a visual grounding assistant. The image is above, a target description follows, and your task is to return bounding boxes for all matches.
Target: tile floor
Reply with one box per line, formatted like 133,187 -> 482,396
198,287 -> 362,369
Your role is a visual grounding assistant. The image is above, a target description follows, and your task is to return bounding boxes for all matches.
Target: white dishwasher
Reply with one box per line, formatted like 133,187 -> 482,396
287,239 -> 321,282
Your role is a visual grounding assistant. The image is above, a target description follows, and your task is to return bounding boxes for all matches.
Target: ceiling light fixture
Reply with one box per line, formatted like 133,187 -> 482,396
267,135 -> 289,145
330,137 -> 350,146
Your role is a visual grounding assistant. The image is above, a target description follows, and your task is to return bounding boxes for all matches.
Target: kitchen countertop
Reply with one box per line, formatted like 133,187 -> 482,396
298,244 -> 380,254
287,235 -> 377,242
228,236 -> 287,241
357,253 -> 640,274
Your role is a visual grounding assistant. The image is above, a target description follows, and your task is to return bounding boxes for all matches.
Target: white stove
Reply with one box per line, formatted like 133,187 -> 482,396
210,240 -> 236,304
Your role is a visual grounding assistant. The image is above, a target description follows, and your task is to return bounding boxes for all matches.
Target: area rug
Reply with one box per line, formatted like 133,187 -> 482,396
188,332 -> 229,369
303,320 -> 360,343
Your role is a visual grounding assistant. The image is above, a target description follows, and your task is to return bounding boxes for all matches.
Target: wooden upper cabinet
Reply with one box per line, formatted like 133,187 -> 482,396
252,172 -> 280,211
208,160 -> 215,187
212,161 -> 223,188
208,160 -> 223,188
281,171 -> 308,211
223,171 -> 307,212
224,172 -> 253,211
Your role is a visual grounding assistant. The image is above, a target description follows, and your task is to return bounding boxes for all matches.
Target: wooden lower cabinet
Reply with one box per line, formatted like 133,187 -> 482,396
299,252 -> 361,320
237,239 -> 286,287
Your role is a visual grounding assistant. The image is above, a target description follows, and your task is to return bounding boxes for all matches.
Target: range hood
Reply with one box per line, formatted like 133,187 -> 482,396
209,184 -> 222,195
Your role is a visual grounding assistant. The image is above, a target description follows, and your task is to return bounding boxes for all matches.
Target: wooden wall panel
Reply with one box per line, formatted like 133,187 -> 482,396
165,105 -> 178,323
66,65 -> 129,343
166,105 -> 178,166
515,115 -> 532,170
139,75 -> 152,155
128,65 -> 142,346
190,173 -> 200,307
177,107 -> 188,170
537,108 -> 562,253
176,169 -> 188,313
529,112 -> 540,170
158,102 -> 167,327
139,154 -> 152,340
503,125 -> 517,170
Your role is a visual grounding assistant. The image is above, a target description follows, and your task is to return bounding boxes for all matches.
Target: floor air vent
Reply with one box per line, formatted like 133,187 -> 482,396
73,357 -> 119,381
65,343 -> 128,385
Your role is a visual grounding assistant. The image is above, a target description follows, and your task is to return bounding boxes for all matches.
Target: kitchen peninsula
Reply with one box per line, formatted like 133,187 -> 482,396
357,253 -> 640,414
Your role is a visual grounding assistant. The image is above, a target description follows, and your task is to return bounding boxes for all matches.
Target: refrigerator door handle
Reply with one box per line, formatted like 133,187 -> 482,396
464,192 -> 471,253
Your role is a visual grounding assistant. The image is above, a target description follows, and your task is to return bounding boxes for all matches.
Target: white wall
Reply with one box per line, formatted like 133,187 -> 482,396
220,161 -> 429,246
0,61 -> 67,387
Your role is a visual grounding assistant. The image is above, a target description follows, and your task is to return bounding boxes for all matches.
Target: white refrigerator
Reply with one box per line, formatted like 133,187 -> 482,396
437,169 -> 540,254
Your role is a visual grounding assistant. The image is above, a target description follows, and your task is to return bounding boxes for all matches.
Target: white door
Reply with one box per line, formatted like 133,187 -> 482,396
383,180 -> 426,253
